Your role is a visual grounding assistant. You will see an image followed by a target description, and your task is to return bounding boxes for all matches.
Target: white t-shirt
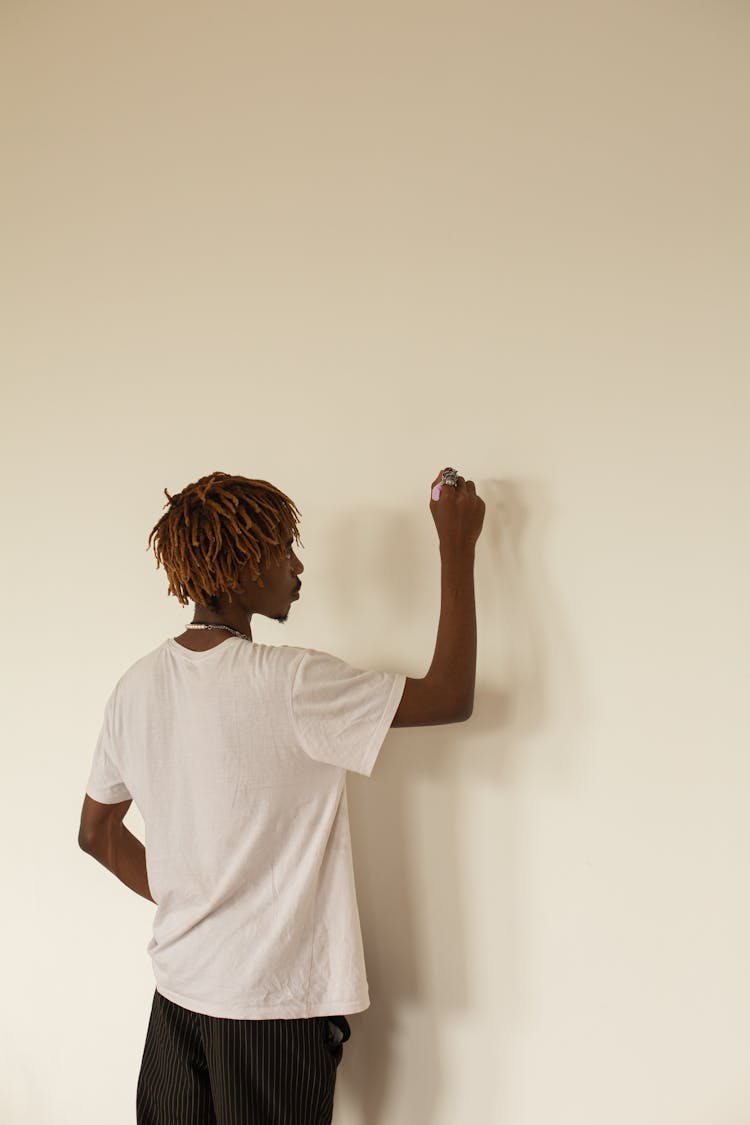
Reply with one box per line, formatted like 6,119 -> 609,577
86,636 -> 406,1019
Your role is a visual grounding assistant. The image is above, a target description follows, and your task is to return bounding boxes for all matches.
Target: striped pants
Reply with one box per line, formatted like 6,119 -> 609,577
136,990 -> 349,1125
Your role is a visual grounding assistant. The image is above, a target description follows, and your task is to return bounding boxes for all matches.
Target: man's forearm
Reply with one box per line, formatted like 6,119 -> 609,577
85,824 -> 156,904
426,544 -> 477,717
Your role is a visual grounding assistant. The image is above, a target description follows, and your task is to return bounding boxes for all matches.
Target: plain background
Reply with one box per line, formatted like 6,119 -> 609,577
2,2 -> 748,1122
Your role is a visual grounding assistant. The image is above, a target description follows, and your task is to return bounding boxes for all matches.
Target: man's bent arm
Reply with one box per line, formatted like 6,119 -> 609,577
78,795 -> 156,903
392,469 -> 484,728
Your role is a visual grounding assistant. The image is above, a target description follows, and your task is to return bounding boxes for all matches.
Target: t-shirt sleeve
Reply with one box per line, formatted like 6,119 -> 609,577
290,649 -> 406,777
85,690 -> 133,804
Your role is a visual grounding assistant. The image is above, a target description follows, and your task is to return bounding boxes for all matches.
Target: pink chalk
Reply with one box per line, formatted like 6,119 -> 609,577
431,484 -> 443,501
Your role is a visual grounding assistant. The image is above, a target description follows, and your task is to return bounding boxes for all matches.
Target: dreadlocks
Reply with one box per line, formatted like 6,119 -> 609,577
147,471 -> 302,609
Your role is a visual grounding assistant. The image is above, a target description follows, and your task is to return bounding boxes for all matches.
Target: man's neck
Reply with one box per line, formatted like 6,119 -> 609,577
174,606 -> 254,648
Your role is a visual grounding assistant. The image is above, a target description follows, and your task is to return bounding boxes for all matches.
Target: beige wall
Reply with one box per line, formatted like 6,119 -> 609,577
2,2 -> 748,1122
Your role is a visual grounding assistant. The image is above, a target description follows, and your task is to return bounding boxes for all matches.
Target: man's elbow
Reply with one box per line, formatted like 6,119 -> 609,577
444,696 -> 473,723
78,827 -> 105,856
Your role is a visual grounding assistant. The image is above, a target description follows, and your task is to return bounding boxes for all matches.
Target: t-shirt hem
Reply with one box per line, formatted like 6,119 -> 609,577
154,984 -> 371,1020
85,784 -> 132,804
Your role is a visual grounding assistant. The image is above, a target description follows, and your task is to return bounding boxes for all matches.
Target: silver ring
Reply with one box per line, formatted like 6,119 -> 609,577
441,467 -> 459,488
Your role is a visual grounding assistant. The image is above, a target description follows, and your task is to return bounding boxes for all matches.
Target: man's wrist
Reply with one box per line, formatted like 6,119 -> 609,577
439,541 -> 476,565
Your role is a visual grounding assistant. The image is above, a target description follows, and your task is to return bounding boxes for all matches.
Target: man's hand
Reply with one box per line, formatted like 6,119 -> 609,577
429,469 -> 486,554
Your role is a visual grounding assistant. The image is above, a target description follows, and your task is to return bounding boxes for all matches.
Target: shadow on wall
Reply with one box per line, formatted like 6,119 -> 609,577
323,478 -> 569,1125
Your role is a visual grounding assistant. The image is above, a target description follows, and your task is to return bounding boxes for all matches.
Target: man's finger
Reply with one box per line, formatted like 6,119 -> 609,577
431,468 -> 466,502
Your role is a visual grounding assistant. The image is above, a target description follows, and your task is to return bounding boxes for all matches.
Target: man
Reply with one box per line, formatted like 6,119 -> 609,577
79,466 -> 485,1124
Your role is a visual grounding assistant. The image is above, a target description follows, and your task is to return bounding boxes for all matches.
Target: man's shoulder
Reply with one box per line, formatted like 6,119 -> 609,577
250,642 -> 336,672
109,639 -> 171,689
112,639 -> 348,693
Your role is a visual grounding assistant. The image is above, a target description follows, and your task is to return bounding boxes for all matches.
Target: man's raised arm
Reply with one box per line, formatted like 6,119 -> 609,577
392,468 -> 485,728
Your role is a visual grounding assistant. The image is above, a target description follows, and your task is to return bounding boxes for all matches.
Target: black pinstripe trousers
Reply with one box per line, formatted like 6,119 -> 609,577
136,990 -> 349,1125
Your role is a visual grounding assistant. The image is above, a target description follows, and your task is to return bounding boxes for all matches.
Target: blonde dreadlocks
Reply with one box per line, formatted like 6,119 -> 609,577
147,472 -> 302,609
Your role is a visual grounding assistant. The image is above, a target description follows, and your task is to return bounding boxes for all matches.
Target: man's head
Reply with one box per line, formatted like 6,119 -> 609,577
147,471 -> 303,614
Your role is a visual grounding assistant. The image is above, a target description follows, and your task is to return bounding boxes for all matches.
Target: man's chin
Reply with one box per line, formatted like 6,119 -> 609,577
272,613 -> 289,624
